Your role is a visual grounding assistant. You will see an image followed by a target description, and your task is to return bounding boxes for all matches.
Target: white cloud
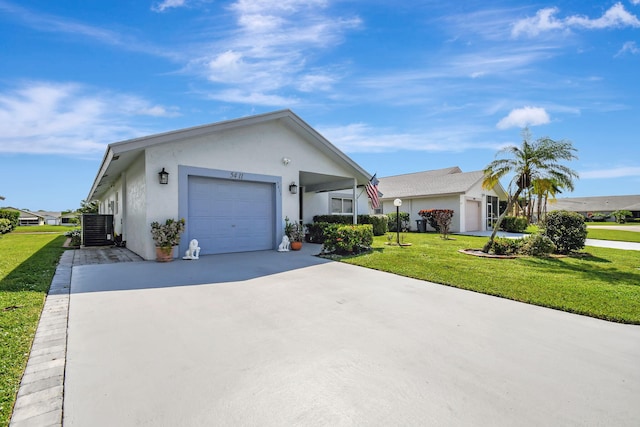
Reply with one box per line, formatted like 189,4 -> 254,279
632,0 -> 640,5
496,106 -> 551,129
318,123 -> 503,153
190,0 -> 361,105
152,0 -> 187,13
0,81 -> 179,155
512,3 -> 640,37
0,1 -> 177,59
616,41 -> 640,56
580,166 -> 640,179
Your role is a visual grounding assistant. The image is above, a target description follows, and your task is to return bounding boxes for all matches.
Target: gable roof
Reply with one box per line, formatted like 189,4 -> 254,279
3,207 -> 46,220
549,195 -> 640,212
378,167 -> 507,200
88,109 -> 372,201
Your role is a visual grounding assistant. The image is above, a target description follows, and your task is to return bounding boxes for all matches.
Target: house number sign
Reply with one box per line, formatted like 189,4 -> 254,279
230,172 -> 244,180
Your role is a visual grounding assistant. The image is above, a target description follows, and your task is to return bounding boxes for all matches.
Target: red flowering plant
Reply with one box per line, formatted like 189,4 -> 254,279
419,209 -> 454,239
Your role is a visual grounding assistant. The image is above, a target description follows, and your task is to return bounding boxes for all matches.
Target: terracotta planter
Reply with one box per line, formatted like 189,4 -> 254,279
290,241 -> 303,251
155,246 -> 174,262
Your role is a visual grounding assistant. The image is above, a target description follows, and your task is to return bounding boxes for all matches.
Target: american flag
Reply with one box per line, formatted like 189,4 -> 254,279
366,174 -> 380,209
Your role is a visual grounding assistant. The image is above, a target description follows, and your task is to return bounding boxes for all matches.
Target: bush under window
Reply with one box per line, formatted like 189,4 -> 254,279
321,224 -> 373,255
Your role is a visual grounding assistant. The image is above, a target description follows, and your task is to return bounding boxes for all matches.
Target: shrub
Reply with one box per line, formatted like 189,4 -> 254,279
0,218 -> 12,234
305,222 -> 339,244
360,214 -> 388,236
611,210 -> 632,224
418,209 -> 440,231
491,237 -> 523,255
500,216 -> 528,233
311,214 -> 387,236
542,210 -> 587,254
588,212 -> 608,222
322,224 -> 373,255
428,209 -> 454,239
387,212 -> 411,232
64,228 -> 82,246
520,234 -> 556,256
0,209 -> 19,231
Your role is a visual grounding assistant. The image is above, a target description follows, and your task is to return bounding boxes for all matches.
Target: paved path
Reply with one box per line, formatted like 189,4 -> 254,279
9,247 -> 141,427
62,247 -> 640,426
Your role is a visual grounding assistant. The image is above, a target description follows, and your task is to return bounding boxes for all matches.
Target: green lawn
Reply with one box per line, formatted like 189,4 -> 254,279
342,233 -> 640,324
13,225 -> 76,234
0,232 -> 66,426
586,227 -> 640,243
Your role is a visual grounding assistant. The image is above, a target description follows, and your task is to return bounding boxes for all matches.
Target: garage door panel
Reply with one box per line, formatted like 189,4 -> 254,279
188,177 -> 275,255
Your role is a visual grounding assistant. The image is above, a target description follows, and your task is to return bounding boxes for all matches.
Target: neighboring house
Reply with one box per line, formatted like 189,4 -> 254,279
40,211 -> 62,226
545,195 -> 640,221
87,109 -> 373,260
61,212 -> 79,225
376,167 -> 507,232
4,207 -> 46,226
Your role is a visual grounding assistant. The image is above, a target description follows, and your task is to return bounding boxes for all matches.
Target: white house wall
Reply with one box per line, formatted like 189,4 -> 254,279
137,121 -> 361,259
124,154 -> 148,259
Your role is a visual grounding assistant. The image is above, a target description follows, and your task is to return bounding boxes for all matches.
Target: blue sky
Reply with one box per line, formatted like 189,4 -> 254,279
1,0 -> 639,211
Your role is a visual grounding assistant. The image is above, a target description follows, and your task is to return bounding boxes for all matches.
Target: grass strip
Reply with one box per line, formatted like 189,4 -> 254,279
342,233 -> 640,324
0,233 -> 66,426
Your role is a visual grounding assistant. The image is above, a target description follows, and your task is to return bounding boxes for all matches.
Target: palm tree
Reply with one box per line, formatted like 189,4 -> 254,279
532,177 -> 563,223
481,128 -> 578,253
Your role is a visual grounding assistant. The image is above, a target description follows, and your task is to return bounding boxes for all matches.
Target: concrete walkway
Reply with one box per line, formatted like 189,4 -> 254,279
62,247 -> 640,426
11,244 -> 640,426
9,247 -> 142,427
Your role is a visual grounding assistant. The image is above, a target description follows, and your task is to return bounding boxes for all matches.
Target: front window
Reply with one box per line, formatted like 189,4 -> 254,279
331,197 -> 353,214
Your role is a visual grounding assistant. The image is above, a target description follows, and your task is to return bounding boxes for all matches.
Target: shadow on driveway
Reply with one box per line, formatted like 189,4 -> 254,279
71,244 -> 330,294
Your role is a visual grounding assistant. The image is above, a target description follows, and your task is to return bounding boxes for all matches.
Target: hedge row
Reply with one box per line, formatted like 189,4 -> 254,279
312,214 -> 388,236
500,216 -> 528,233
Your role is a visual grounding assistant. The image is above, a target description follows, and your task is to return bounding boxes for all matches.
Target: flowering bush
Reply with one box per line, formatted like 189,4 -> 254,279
64,228 -> 82,246
150,218 -> 186,249
419,209 -> 454,239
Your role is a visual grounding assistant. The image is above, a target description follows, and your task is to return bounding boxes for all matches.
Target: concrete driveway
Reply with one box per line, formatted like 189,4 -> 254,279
64,245 -> 640,426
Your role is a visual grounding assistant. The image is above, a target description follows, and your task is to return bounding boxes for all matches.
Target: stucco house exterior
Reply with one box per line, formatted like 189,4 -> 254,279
375,167 -> 507,232
86,110 -> 373,260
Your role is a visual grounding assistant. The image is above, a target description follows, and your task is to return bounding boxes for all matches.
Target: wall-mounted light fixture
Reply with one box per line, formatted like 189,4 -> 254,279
158,168 -> 169,185
282,157 -> 291,166
289,182 -> 298,194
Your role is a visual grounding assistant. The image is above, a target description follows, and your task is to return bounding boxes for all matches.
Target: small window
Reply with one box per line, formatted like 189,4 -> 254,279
331,197 -> 353,214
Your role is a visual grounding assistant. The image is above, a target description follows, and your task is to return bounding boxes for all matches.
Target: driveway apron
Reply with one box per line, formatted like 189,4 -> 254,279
64,246 -> 640,426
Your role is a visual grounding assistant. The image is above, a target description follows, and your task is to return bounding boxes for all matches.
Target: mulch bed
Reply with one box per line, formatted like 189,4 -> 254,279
459,249 -> 591,259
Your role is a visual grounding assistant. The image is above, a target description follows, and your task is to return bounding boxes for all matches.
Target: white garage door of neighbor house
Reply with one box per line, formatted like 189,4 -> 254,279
188,176 -> 275,255
465,200 -> 481,232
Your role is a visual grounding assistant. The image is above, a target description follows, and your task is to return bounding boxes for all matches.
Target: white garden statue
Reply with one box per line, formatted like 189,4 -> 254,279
183,239 -> 201,260
278,235 -> 290,252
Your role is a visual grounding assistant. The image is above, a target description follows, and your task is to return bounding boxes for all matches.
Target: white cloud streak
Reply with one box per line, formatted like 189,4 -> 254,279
512,3 -> 640,37
496,106 -> 551,129
580,167 -> 640,179
152,0 -> 187,13
616,41 -> 640,56
0,82 -> 179,155
189,0 -> 361,104
0,0 -> 177,59
318,123 -> 503,154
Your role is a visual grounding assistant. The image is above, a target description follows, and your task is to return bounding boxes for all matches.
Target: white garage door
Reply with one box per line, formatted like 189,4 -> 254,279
465,200 -> 481,232
188,176 -> 275,255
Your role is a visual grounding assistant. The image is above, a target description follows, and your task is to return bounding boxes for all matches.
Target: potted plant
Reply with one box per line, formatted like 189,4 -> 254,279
150,218 -> 186,262
284,217 -> 304,250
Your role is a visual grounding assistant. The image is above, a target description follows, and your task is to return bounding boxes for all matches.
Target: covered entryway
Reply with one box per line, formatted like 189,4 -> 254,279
465,200 -> 481,232
188,176 -> 275,255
